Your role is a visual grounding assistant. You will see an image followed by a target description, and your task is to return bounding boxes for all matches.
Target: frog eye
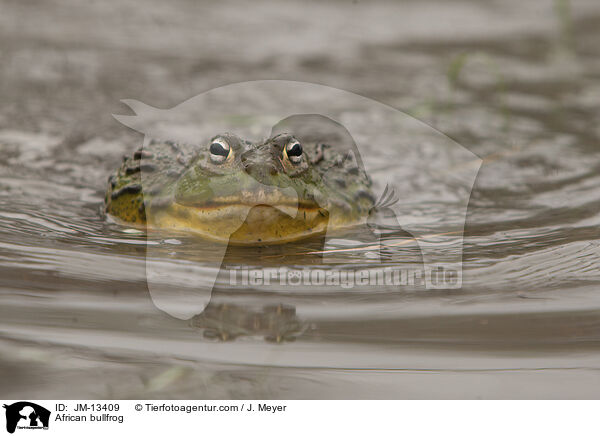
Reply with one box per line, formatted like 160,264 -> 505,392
209,139 -> 232,164
284,141 -> 303,164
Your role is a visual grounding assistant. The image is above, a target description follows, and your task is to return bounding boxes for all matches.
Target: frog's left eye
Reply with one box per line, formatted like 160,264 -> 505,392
209,139 -> 232,164
284,141 -> 303,164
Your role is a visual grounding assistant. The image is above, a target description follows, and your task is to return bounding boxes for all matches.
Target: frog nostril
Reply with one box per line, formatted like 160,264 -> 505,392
243,161 -> 255,173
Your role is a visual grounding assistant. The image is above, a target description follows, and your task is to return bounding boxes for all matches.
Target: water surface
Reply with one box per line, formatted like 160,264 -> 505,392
1,0 -> 600,398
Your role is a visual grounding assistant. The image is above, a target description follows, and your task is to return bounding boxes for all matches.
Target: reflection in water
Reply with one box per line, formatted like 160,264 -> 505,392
192,303 -> 307,343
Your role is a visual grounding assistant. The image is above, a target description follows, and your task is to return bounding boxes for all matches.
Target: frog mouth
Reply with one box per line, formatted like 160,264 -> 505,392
192,199 -> 322,218
147,187 -> 330,244
176,187 -> 323,219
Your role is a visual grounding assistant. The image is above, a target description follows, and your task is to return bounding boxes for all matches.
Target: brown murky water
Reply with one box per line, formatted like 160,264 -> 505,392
1,0 -> 600,398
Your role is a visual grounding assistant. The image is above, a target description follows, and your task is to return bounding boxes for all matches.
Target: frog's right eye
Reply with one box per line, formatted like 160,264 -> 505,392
209,139 -> 232,164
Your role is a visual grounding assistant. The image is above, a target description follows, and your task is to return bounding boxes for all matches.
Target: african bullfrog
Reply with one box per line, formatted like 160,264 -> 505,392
104,115 -> 374,245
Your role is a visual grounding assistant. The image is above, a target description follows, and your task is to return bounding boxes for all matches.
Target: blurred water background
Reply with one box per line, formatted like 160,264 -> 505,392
0,0 -> 599,398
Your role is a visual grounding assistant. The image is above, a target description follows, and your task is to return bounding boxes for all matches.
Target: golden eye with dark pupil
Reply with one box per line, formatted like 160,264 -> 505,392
209,141 -> 230,163
285,141 -> 303,164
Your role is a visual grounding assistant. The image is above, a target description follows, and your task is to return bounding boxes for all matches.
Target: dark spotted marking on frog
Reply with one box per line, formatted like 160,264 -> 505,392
125,163 -> 158,175
134,149 -> 154,160
110,184 -> 143,199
